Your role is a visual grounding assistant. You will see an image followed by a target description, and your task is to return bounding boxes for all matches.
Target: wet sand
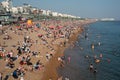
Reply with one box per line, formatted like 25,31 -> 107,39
42,27 -> 83,80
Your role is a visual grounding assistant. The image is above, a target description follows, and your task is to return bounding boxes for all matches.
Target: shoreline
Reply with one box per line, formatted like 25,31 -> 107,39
42,24 -> 85,80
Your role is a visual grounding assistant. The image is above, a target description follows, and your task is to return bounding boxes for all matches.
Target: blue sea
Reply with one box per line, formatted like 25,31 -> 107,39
58,21 -> 120,80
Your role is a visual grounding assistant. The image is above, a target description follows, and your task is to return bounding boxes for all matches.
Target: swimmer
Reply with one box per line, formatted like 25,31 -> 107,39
93,68 -> 97,74
98,42 -> 101,46
91,44 -> 94,49
67,56 -> 71,63
85,34 -> 87,39
95,59 -> 100,63
94,55 -> 97,59
85,55 -> 89,58
80,47 -> 84,50
89,64 -> 94,70
99,54 -> 103,58
107,59 -> 111,63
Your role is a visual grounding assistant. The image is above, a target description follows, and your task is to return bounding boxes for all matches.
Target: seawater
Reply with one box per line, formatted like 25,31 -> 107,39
58,21 -> 120,80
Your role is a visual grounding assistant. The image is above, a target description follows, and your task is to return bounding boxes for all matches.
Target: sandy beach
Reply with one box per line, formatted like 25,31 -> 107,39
42,26 -> 83,80
0,19 -> 94,80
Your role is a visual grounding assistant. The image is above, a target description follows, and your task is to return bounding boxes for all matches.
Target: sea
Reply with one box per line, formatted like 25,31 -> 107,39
58,21 -> 120,80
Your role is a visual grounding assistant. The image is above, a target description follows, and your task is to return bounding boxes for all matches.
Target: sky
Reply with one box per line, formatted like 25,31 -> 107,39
1,0 -> 120,20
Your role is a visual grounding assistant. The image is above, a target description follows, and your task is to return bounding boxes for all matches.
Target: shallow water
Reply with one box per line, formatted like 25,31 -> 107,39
58,21 -> 120,80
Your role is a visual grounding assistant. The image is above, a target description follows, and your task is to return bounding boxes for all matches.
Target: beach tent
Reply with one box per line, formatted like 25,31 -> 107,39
27,19 -> 33,27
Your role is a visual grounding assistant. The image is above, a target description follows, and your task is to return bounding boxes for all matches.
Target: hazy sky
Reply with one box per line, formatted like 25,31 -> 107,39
1,0 -> 120,20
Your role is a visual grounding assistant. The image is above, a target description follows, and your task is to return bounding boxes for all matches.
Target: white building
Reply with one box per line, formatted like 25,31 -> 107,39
41,10 -> 52,16
11,7 -> 18,14
1,0 -> 12,12
41,9 -> 47,15
46,10 -> 52,16
58,13 -> 63,17
31,7 -> 39,14
1,0 -> 80,19
17,7 -> 24,13
52,12 -> 58,17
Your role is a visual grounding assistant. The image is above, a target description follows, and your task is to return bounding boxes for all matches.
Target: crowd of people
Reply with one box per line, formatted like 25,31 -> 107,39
0,19 -> 92,80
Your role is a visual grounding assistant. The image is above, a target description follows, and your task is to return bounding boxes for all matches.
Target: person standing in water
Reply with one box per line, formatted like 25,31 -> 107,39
98,42 -> 101,46
67,56 -> 71,64
89,64 -> 94,70
99,54 -> 103,58
91,43 -> 95,49
93,68 -> 97,74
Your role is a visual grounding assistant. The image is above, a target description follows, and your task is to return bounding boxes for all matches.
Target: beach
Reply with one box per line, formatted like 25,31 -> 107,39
0,19 -> 94,80
42,23 -> 83,80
